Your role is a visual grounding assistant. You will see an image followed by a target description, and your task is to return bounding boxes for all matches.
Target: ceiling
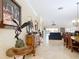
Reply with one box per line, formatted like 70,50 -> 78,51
28,0 -> 79,28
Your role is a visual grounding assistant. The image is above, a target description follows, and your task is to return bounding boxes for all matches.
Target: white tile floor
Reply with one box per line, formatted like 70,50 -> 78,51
25,40 -> 79,59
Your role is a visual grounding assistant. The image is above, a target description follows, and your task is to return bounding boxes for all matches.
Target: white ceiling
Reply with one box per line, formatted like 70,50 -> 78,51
28,0 -> 79,28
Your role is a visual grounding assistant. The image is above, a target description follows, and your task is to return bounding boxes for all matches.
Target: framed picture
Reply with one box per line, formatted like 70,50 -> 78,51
0,0 -> 21,28
0,0 -> 3,27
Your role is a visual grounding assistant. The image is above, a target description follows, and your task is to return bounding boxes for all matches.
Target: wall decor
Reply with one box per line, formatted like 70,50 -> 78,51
35,20 -> 38,30
0,0 -> 3,27
0,0 -> 21,28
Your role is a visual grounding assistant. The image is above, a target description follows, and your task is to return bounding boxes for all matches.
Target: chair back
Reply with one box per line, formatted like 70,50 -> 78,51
25,34 -> 35,47
67,33 -> 72,47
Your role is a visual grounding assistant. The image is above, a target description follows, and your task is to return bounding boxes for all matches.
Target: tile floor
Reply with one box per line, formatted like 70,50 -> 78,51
25,40 -> 79,59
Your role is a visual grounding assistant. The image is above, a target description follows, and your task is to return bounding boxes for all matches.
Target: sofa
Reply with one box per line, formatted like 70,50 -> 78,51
49,32 -> 62,40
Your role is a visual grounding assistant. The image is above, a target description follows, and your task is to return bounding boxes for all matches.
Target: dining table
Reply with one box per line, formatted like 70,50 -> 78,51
71,36 -> 79,42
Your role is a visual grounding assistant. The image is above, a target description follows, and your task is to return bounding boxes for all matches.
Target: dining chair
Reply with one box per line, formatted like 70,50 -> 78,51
67,33 -> 79,52
63,33 -> 69,48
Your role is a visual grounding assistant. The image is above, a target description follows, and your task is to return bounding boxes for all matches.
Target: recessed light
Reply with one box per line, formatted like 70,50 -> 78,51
52,23 -> 56,26
58,7 -> 63,10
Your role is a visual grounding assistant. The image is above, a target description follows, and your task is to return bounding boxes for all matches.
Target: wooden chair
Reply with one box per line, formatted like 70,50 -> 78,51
67,33 -> 79,52
6,46 -> 33,59
6,34 -> 36,59
63,33 -> 68,48
25,34 -> 36,56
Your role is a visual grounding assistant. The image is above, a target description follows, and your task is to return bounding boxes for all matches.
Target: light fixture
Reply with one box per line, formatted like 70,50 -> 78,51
52,23 -> 56,26
58,7 -> 63,10
52,21 -> 56,26
72,1 -> 79,27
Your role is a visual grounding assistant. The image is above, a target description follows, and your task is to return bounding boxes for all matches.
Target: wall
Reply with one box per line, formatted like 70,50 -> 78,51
0,29 -> 15,59
0,0 -> 39,59
15,0 -> 38,23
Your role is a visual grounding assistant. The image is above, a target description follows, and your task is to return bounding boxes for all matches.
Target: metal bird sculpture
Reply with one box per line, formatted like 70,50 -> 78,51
12,19 -> 33,40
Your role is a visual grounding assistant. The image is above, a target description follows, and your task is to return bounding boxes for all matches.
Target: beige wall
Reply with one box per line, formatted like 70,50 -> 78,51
15,0 -> 37,23
0,29 -> 15,59
0,0 -> 40,59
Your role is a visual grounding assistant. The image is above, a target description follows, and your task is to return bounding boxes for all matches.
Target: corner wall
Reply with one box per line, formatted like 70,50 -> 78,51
0,0 -> 38,59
